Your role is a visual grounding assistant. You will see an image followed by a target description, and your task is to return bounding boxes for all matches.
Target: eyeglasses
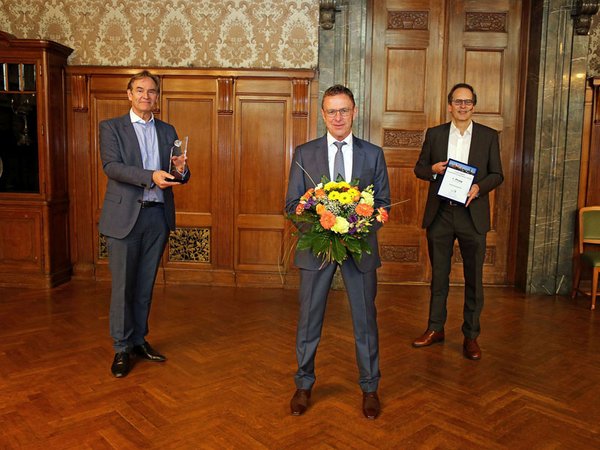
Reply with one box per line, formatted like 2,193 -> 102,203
324,108 -> 353,118
451,99 -> 474,106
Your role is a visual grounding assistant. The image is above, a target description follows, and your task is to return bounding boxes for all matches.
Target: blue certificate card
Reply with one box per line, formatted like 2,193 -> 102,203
437,159 -> 478,205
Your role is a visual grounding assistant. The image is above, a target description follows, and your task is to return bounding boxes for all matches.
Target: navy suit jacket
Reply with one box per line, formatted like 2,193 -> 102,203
98,113 -> 189,239
414,121 -> 503,234
285,135 -> 391,273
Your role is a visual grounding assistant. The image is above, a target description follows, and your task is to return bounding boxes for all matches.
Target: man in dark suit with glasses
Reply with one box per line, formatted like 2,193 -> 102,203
412,83 -> 503,360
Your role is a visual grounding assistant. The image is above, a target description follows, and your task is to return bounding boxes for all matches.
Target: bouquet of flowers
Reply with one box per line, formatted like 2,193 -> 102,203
290,178 -> 389,264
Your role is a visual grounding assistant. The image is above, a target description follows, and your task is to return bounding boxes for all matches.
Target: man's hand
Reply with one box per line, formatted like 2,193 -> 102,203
432,160 -> 448,175
152,170 -> 182,189
465,184 -> 480,207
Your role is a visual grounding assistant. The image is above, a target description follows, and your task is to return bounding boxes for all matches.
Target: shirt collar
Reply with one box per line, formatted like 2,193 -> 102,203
450,120 -> 473,137
130,109 -> 154,124
327,132 -> 353,147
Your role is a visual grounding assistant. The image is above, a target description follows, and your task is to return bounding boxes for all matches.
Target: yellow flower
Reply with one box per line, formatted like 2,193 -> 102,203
338,192 -> 353,204
347,188 -> 360,201
328,191 -> 340,201
337,181 -> 351,190
324,181 -> 338,191
331,216 -> 350,234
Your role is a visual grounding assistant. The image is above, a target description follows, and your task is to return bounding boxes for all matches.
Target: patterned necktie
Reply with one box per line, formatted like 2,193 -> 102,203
333,141 -> 347,181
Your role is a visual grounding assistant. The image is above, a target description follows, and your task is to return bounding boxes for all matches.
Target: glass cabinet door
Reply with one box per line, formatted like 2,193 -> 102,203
0,62 -> 38,193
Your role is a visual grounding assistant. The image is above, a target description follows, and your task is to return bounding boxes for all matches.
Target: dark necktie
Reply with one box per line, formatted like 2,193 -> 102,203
333,141 -> 347,181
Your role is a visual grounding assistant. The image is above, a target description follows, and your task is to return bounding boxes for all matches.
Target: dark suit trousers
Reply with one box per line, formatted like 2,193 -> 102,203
107,206 -> 169,352
426,203 -> 486,339
295,258 -> 380,392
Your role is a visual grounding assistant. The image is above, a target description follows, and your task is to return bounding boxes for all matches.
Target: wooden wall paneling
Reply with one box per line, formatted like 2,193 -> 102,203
446,0 -> 522,284
234,80 -> 290,287
161,78 -> 232,285
65,68 -> 315,287
67,74 -> 95,278
369,0 -> 446,284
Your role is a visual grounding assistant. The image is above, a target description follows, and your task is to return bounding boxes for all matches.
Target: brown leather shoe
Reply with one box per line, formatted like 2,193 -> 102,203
412,329 -> 445,347
290,389 -> 311,416
362,391 -> 380,419
463,338 -> 482,360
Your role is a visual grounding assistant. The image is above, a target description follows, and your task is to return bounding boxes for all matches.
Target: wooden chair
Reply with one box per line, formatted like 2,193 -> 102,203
571,206 -> 600,310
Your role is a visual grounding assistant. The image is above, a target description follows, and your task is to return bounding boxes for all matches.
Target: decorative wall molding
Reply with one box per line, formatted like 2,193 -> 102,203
168,228 -> 211,263
383,129 -> 423,148
387,11 -> 429,30
71,75 -> 88,112
218,77 -> 234,114
572,0 -> 600,35
465,12 -> 507,32
292,78 -> 310,116
319,0 -> 337,30
380,245 -> 419,263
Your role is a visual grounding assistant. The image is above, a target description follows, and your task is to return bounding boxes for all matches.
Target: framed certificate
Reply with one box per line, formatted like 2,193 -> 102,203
437,159 -> 477,205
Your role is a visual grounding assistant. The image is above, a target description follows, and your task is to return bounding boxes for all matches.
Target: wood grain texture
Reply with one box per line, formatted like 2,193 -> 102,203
0,282 -> 599,448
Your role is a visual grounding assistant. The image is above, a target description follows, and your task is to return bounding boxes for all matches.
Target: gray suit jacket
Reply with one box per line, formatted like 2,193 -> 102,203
414,121 -> 503,234
285,135 -> 391,273
98,113 -> 188,239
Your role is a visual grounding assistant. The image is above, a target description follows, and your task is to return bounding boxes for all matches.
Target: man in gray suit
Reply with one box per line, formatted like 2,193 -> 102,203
412,83 -> 503,360
99,70 -> 189,378
285,85 -> 390,419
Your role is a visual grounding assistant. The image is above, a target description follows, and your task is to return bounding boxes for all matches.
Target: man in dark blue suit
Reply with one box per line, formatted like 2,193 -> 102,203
285,85 -> 390,419
99,71 -> 189,378
412,83 -> 503,360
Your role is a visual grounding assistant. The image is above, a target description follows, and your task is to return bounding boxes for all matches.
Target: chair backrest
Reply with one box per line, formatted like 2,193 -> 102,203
579,206 -> 600,252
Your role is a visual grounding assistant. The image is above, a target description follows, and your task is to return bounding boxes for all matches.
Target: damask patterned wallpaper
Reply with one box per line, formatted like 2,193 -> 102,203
0,0 -> 319,68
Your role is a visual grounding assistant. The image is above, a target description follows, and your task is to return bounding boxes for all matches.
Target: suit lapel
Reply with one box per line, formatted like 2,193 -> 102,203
467,122 -> 483,169
119,115 -> 144,168
155,120 -> 171,171
314,136 -> 329,183
351,136 -> 365,184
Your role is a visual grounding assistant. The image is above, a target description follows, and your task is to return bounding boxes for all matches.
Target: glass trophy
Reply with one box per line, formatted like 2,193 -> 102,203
168,136 -> 188,182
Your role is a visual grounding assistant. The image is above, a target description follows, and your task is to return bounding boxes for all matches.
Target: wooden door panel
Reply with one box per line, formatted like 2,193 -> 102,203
369,0 -> 522,285
235,96 -> 290,280
371,0 -> 446,283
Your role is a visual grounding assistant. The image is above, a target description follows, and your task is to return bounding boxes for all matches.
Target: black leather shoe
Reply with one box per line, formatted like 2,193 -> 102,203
362,391 -> 380,419
133,342 -> 166,362
111,352 -> 131,378
290,389 -> 311,416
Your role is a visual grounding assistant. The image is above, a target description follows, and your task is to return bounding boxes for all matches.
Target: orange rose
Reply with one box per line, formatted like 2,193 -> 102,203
295,203 -> 305,215
316,203 -> 326,215
319,211 -> 336,229
376,207 -> 389,223
355,203 -> 374,217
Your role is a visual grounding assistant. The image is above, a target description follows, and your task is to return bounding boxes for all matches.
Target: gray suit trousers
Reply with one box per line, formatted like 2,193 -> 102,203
108,206 -> 169,352
295,258 -> 380,392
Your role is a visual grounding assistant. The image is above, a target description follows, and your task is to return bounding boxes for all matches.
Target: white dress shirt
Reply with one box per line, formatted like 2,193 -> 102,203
447,121 -> 473,163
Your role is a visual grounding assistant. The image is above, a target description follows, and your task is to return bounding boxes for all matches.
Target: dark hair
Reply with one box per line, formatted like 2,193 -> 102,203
127,70 -> 160,94
321,84 -> 355,108
447,83 -> 477,105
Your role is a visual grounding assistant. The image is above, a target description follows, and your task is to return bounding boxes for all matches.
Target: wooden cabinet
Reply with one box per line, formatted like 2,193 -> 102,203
0,31 -> 72,287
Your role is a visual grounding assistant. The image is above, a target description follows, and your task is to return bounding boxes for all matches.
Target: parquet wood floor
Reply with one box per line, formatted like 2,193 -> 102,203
0,281 -> 599,449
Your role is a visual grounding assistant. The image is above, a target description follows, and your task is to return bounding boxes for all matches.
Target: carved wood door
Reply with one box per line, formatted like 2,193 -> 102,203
369,0 -> 523,285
